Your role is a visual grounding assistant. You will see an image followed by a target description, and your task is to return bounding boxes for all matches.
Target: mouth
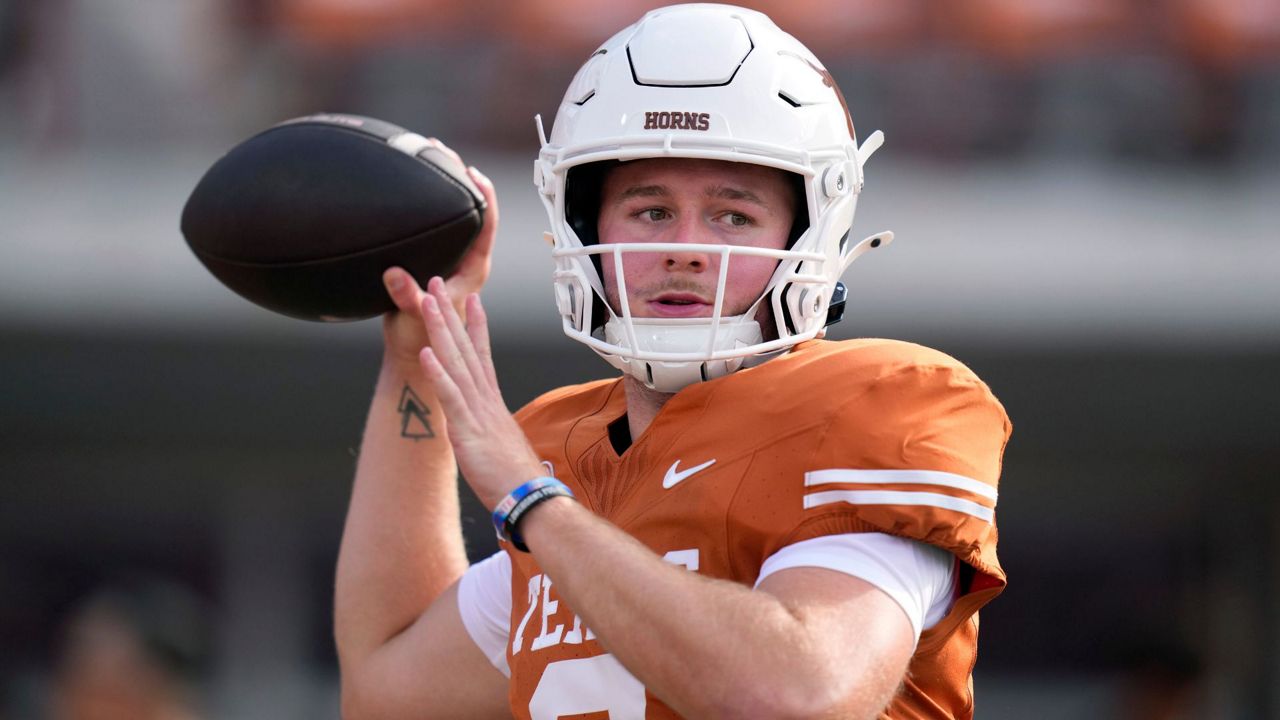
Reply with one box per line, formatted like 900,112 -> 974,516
647,292 -> 713,318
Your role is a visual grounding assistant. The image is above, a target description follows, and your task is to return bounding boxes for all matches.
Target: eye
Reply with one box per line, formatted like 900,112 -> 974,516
720,211 -> 754,227
636,208 -> 669,222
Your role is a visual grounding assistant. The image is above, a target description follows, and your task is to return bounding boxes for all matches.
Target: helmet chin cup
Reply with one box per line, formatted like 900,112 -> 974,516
537,5 -> 895,391
600,317 -> 764,392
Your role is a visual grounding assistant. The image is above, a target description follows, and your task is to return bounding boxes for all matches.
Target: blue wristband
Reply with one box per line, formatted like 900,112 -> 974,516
492,477 -> 574,552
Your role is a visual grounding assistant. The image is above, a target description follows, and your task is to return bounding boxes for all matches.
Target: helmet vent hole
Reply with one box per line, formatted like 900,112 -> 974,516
870,237 -> 881,248
778,91 -> 802,108
574,91 -> 596,106
699,363 -> 710,382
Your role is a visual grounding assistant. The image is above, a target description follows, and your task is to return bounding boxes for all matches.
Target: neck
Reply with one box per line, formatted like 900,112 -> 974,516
622,376 -> 675,440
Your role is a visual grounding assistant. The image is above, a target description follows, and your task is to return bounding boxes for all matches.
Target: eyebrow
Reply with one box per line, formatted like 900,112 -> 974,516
708,185 -> 767,206
615,183 -> 770,207
616,184 -> 670,201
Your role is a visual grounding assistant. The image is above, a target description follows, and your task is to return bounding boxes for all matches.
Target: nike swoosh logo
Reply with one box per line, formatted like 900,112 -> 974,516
663,459 -> 716,489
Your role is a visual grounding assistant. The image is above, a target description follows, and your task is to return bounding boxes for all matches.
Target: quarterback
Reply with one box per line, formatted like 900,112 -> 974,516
335,4 -> 1010,719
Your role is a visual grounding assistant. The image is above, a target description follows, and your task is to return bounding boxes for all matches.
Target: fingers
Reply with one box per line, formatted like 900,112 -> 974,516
417,284 -> 506,446
382,267 -> 425,315
419,290 -> 480,399
426,137 -> 463,167
465,293 -> 501,392
468,166 -> 498,258
449,165 -> 497,290
426,276 -> 492,388
418,346 -> 472,426
468,166 -> 498,233
419,137 -> 495,293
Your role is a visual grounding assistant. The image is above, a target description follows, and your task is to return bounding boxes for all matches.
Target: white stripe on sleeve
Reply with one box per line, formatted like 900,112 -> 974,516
456,550 -> 513,677
805,468 -> 997,502
803,489 -> 995,523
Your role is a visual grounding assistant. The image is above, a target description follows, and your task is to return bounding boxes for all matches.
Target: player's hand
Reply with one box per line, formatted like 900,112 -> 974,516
381,140 -> 498,367
417,276 -> 543,510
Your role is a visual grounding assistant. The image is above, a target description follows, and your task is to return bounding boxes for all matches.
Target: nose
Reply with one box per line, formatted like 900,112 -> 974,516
663,216 -> 712,272
664,250 -> 709,272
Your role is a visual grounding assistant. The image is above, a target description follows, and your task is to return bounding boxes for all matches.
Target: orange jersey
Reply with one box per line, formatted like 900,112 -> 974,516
505,338 -> 1011,719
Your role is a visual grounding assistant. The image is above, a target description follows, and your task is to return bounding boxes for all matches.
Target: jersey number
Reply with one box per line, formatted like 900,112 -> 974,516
529,654 -> 645,719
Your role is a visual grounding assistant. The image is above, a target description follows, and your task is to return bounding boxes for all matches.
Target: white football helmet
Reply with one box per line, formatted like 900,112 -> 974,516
533,3 -> 892,392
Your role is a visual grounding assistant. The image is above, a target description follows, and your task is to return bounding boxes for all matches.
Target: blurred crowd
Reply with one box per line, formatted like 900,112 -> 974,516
2,576 -> 212,720
0,0 -> 1277,164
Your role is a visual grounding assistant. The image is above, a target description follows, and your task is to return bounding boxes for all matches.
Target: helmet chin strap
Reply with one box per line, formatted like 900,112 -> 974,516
599,317 -> 765,392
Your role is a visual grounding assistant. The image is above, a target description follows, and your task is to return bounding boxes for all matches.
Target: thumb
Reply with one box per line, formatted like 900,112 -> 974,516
382,267 -> 425,315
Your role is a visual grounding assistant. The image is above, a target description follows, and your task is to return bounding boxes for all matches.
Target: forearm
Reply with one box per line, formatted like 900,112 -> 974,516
335,355 -> 469,665
520,498 -> 867,719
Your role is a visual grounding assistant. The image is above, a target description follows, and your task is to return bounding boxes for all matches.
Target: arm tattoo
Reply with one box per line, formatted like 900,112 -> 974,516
397,384 -> 436,440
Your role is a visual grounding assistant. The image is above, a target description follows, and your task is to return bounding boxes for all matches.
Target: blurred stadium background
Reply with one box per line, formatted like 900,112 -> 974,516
1,0 -> 1278,718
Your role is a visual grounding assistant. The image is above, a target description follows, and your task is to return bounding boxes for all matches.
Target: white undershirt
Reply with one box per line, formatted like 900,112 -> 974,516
456,532 -> 957,677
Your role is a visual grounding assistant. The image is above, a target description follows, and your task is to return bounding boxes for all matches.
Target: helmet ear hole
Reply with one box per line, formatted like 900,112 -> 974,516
778,282 -> 799,335
565,161 -> 620,248
567,161 -> 622,287
785,173 -> 809,249
591,293 -> 610,332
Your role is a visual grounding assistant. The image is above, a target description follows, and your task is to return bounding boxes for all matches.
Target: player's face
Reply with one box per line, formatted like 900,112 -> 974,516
596,158 -> 796,319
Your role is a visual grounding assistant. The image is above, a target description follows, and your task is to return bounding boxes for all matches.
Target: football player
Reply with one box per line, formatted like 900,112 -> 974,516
335,5 -> 1011,719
